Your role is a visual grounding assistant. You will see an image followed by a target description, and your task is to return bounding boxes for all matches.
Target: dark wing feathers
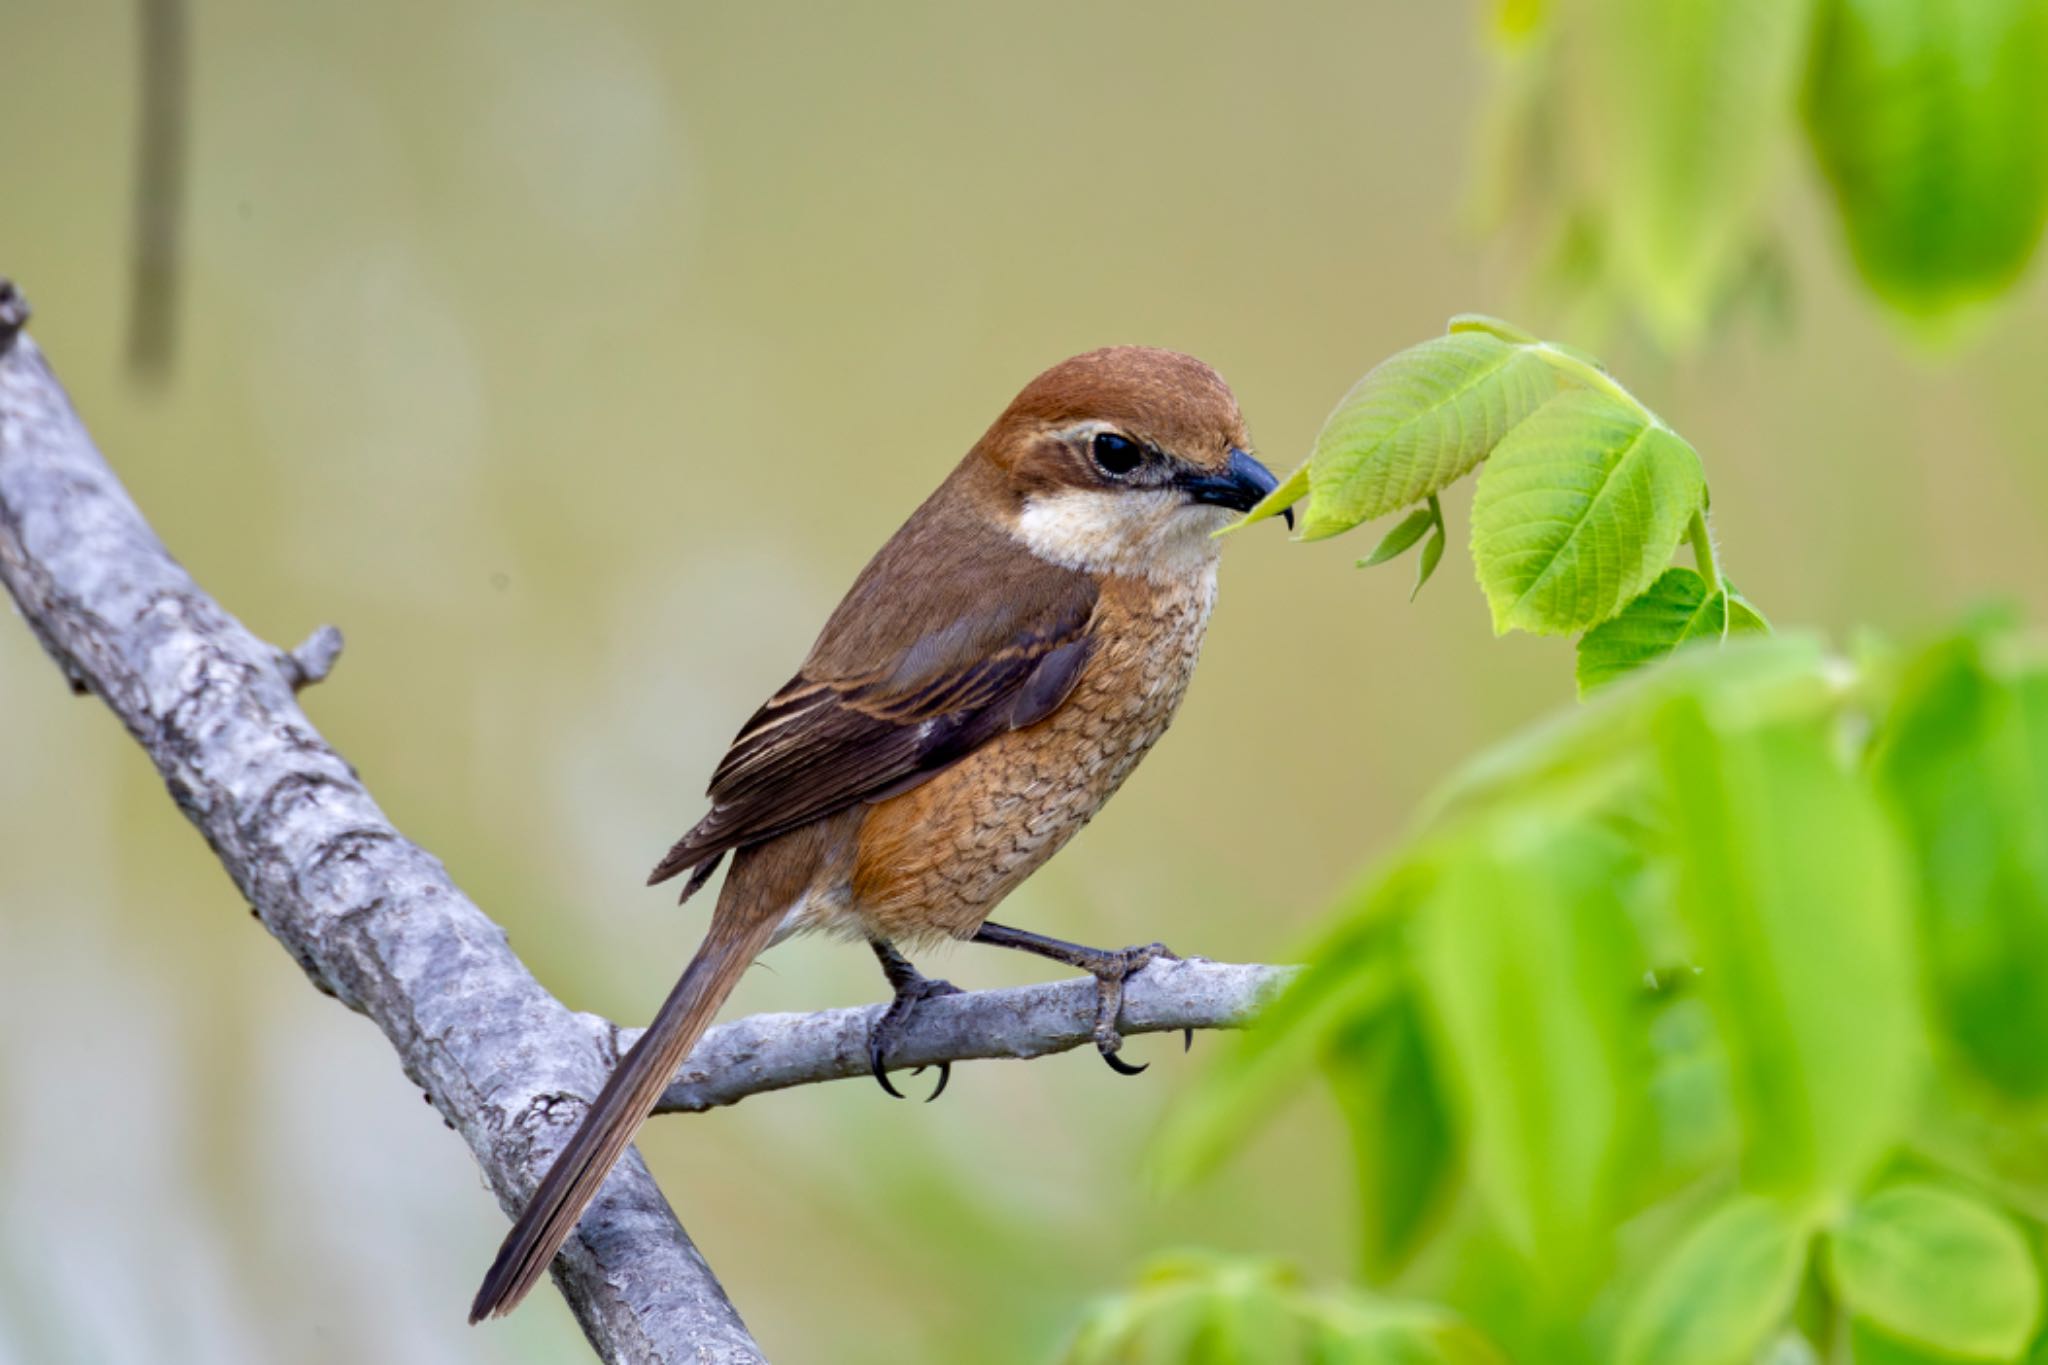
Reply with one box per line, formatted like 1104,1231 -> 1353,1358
648,502 -> 1098,891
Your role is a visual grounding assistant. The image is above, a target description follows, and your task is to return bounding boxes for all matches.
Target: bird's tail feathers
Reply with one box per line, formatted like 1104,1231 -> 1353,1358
468,905 -> 777,1322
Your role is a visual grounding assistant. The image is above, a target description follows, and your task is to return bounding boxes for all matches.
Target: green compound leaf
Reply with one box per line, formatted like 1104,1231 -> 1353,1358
1300,332 -> 1563,541
1805,0 -> 2048,330
1359,504 -> 1438,568
1825,1183 -> 2043,1360
1618,1195 -> 1811,1365
1576,567 -> 1772,694
1591,0 -> 1817,345
1471,391 -> 1707,636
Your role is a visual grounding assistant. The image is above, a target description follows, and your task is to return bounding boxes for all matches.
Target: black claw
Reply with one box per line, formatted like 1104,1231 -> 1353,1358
868,1015 -> 908,1099
1101,1049 -> 1149,1076
870,1038 -> 909,1099
1183,1028 -> 1194,1053
865,941 -> 962,1102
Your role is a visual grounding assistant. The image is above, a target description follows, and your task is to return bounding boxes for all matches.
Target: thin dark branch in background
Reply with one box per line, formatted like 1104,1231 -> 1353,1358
128,0 -> 187,379
0,283 -> 1291,1363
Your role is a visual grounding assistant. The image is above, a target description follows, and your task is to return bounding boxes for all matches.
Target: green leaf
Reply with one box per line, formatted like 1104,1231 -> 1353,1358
1300,333 -> 1562,541
1576,567 -> 1773,694
1872,636 -> 2048,1101
1654,701 -> 1918,1201
1618,1195 -> 1811,1365
1323,995 -> 1456,1276
1412,522 -> 1447,602
1805,0 -> 2048,329
1589,0 -> 1817,343
1229,458 -> 1309,534
1359,504 -> 1437,568
1825,1183 -> 2042,1360
1413,815 -> 1647,1290
1728,590 -> 1769,635
1471,390 -> 1707,636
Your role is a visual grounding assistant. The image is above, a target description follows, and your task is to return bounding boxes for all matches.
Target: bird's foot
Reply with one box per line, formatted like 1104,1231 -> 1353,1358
866,942 -> 963,1101
1080,941 -> 1184,1075
968,922 -> 1195,1076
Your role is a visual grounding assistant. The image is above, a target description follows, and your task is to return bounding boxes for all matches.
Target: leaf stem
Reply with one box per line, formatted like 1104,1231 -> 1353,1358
1689,509 -> 1722,597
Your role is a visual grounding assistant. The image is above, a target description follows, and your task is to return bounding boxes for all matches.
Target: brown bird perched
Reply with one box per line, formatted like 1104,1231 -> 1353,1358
470,345 -> 1284,1321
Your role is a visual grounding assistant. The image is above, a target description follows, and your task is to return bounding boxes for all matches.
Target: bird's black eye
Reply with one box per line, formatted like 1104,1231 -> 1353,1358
1091,431 -> 1144,477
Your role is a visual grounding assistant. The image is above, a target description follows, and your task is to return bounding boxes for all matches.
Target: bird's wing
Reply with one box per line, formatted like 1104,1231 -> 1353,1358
648,520 -> 1099,891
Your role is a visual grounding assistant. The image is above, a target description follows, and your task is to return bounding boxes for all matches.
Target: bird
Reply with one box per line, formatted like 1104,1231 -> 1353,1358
469,345 -> 1285,1322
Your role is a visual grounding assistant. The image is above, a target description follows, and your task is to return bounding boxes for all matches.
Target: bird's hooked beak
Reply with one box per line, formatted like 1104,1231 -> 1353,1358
1179,448 -> 1293,529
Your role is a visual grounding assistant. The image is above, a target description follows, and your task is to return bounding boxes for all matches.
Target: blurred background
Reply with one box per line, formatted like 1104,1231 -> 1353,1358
2,3 -> 2045,1362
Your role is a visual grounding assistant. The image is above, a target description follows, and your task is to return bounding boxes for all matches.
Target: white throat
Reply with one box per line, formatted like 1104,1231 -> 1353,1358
1013,488 -> 1229,581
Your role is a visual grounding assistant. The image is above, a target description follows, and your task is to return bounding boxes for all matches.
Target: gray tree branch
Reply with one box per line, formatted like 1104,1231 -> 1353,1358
0,286 -> 764,1363
0,282 -> 1292,1363
657,959 -> 1290,1113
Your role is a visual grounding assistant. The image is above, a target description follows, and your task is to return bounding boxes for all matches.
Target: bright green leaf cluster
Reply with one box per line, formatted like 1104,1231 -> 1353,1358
1238,317 -> 1758,693
1155,619 -> 2048,1363
1062,1253 -> 1506,1365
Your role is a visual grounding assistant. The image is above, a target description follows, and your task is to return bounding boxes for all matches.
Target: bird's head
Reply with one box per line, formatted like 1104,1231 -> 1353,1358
972,347 -> 1287,580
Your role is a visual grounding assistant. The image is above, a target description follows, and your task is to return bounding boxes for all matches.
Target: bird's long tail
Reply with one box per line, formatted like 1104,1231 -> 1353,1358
468,900 -> 779,1322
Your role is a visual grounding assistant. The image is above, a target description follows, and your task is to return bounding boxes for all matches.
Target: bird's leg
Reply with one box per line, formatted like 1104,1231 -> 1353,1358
866,939 -> 963,1101
970,921 -> 1187,1075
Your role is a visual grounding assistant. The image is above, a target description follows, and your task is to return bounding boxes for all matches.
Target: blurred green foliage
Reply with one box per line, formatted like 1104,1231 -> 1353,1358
1479,0 -> 2048,344
1099,62 -> 2048,1330
1063,1252 -> 1505,1365
1090,618 -> 2048,1363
